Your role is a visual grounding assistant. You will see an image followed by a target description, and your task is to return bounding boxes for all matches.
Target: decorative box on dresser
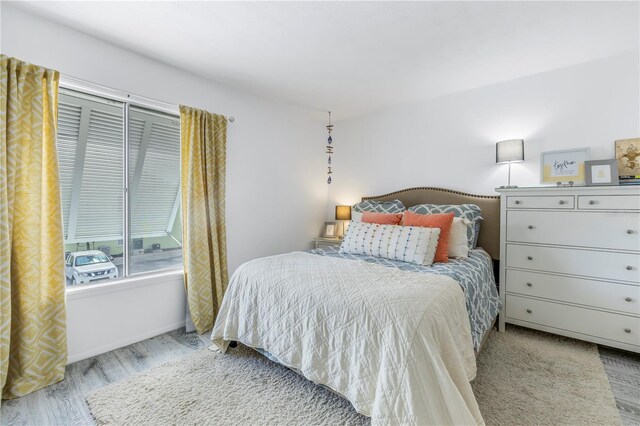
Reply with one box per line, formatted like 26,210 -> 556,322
497,186 -> 640,353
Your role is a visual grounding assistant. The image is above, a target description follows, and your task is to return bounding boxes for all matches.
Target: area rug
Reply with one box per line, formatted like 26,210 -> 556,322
86,326 -> 621,425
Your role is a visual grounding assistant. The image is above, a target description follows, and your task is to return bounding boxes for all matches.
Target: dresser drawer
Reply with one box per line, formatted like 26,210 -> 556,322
578,195 -> 640,211
505,269 -> 640,314
506,210 -> 640,251
506,295 -> 640,347
507,195 -> 574,209
506,244 -> 640,283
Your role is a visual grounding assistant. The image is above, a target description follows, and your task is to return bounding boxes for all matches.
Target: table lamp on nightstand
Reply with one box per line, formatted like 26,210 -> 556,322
496,139 -> 525,188
335,205 -> 352,239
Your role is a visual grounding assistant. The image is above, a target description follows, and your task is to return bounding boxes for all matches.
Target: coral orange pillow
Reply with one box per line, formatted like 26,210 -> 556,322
361,211 -> 403,225
403,211 -> 455,263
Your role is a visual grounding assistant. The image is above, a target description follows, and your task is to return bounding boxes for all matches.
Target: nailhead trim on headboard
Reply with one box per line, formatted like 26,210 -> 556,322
362,187 -> 499,201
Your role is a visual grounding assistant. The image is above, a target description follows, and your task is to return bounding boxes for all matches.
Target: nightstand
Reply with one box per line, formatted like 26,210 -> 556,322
313,237 -> 342,249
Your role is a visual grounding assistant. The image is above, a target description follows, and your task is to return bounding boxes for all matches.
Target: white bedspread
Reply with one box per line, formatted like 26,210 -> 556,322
211,252 -> 483,425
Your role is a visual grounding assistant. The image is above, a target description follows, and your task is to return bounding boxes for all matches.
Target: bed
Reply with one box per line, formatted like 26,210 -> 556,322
211,187 -> 501,425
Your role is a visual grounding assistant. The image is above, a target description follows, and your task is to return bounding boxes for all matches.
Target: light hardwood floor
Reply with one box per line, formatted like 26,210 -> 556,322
600,347 -> 640,425
1,327 -> 639,426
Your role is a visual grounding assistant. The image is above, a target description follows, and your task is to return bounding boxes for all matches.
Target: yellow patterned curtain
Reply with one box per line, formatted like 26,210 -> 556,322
179,105 -> 228,334
0,55 -> 67,399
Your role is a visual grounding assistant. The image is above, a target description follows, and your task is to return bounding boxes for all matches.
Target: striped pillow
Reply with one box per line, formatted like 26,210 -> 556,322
339,222 -> 441,266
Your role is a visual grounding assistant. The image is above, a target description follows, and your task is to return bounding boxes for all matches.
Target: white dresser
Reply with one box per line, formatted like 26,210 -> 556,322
497,186 -> 640,353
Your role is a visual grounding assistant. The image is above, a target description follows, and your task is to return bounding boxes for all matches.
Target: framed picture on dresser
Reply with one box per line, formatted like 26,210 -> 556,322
616,138 -> 640,184
585,159 -> 619,186
540,148 -> 591,186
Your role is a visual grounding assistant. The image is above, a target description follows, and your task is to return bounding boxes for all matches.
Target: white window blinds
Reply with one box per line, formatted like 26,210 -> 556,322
57,101 -> 81,239
129,106 -> 181,239
57,91 -> 181,244
58,91 -> 124,244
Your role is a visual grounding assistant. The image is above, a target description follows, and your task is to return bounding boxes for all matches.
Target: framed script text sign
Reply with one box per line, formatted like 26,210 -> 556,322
541,148 -> 591,186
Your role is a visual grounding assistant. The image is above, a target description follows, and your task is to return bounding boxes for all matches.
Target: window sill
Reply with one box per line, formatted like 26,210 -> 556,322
66,269 -> 184,301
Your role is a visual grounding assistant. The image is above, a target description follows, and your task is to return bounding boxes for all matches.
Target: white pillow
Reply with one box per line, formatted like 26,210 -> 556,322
448,217 -> 472,258
339,222 -> 441,266
351,210 -> 363,222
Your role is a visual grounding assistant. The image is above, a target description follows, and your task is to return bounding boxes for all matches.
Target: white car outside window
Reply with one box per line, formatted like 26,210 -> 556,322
65,250 -> 118,285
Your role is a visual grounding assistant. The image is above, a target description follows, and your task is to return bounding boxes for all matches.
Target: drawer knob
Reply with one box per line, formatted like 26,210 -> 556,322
626,266 -> 634,271
559,200 -> 565,205
526,309 -> 532,314
527,256 -> 533,261
526,282 -> 533,287
527,225 -> 534,230
624,328 -> 631,333
627,229 -> 634,234
625,297 -> 632,302
588,200 -> 597,205
514,200 -> 521,205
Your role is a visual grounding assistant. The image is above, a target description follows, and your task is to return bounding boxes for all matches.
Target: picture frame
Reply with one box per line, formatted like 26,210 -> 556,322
585,159 -> 619,186
540,148 -> 591,186
615,138 -> 640,180
322,221 -> 337,238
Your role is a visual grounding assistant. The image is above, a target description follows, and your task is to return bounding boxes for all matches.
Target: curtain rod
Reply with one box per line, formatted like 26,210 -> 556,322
59,75 -> 235,122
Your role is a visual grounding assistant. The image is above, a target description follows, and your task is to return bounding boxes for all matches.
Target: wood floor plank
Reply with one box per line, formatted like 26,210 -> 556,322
599,346 -> 640,426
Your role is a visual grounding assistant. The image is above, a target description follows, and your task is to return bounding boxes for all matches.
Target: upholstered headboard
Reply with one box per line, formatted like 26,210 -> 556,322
362,187 -> 500,260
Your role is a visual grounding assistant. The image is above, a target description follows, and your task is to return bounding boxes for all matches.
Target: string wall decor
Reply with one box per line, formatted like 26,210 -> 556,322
326,111 -> 333,184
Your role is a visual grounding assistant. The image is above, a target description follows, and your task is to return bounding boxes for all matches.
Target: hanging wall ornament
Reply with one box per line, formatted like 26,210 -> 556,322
326,111 -> 334,184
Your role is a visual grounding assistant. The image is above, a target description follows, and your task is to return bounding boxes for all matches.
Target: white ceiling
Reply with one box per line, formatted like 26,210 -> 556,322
13,1 -> 640,119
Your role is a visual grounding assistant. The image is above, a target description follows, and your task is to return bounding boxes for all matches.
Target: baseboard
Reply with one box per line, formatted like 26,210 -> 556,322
67,320 -> 186,364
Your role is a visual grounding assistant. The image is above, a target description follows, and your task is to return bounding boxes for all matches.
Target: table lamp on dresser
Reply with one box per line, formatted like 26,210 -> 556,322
496,139 -> 525,188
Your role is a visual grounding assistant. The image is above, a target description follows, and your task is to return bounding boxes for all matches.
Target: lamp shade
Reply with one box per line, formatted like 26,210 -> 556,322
335,205 -> 352,221
496,139 -> 525,163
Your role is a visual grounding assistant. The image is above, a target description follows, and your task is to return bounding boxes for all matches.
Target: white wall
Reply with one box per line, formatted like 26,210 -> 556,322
1,4 -> 327,362
327,52 -> 640,210
65,272 -> 186,363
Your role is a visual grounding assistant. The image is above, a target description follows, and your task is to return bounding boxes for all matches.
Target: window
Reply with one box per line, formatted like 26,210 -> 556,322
58,89 -> 182,287
128,106 -> 182,275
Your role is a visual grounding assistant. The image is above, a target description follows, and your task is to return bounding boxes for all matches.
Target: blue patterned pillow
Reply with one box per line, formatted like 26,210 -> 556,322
408,204 -> 483,248
472,221 -> 481,248
352,199 -> 405,214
